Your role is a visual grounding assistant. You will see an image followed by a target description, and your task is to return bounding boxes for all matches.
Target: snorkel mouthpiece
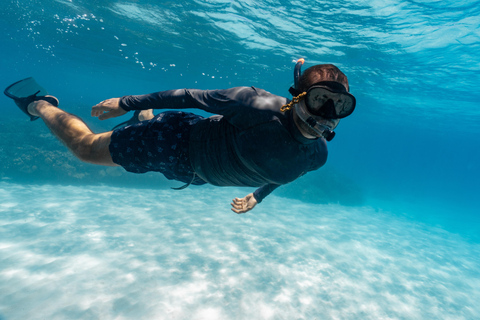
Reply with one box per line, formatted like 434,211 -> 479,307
306,117 -> 317,128
294,103 -> 336,141
305,115 -> 335,141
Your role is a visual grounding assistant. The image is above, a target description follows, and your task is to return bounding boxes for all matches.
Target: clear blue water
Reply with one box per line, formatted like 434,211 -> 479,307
1,1 -> 479,319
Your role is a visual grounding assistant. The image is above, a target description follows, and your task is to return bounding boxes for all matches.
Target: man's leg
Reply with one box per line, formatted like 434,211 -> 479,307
29,98 -> 118,166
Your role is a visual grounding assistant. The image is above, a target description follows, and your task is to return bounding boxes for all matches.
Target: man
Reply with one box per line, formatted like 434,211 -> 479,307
5,61 -> 356,213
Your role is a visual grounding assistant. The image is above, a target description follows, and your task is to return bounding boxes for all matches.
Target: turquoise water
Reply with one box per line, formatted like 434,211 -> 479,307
1,1 -> 479,319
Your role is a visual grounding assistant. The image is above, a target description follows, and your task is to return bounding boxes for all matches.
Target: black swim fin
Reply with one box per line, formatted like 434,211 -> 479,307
4,77 -> 59,121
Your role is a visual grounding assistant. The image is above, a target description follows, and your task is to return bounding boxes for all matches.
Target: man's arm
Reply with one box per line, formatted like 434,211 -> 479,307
93,88 -> 245,120
93,87 -> 287,126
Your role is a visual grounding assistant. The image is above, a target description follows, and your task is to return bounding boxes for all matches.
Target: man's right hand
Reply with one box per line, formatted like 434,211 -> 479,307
92,98 -> 128,120
231,193 -> 258,214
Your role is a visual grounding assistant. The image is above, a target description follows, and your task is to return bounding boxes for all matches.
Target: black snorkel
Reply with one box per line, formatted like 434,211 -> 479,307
288,58 -> 304,96
287,58 -> 336,141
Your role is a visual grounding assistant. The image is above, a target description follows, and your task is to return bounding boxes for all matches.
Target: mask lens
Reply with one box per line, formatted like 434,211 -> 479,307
305,87 -> 355,119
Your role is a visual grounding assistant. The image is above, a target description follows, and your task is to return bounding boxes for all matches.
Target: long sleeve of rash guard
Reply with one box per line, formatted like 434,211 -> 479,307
253,184 -> 280,203
119,87 -> 288,129
119,89 -> 194,111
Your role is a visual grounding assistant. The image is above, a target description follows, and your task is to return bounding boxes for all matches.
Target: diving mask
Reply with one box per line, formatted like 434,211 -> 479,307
304,81 -> 356,119
283,59 -> 356,141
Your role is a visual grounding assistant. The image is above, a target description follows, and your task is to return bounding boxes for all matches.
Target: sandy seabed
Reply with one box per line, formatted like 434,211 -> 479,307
0,182 -> 479,320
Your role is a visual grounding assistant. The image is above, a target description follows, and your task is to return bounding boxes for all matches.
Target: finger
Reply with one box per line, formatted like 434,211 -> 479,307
91,108 -> 103,117
91,108 -> 102,117
231,207 -> 244,214
230,202 -> 243,210
231,200 -> 246,208
95,99 -> 110,106
230,202 -> 240,210
232,198 -> 244,205
98,111 -> 114,121
232,203 -> 245,211
92,104 -> 110,112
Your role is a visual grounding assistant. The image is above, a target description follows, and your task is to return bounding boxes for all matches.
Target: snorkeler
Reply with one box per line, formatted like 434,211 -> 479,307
4,60 -> 356,213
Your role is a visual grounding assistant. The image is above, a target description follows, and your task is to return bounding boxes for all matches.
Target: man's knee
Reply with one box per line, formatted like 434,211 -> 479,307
71,132 -> 116,166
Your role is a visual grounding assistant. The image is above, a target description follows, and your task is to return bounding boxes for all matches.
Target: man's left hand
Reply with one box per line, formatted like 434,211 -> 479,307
92,98 -> 128,120
231,193 -> 258,214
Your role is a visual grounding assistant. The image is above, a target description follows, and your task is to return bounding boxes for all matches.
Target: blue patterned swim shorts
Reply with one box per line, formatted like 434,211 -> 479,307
109,111 -> 207,186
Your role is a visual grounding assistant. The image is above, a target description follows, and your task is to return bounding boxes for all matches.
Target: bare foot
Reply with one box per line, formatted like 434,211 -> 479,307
138,109 -> 154,121
27,95 -> 59,117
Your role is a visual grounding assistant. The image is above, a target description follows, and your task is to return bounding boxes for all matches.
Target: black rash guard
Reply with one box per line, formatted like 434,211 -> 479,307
119,86 -> 328,203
